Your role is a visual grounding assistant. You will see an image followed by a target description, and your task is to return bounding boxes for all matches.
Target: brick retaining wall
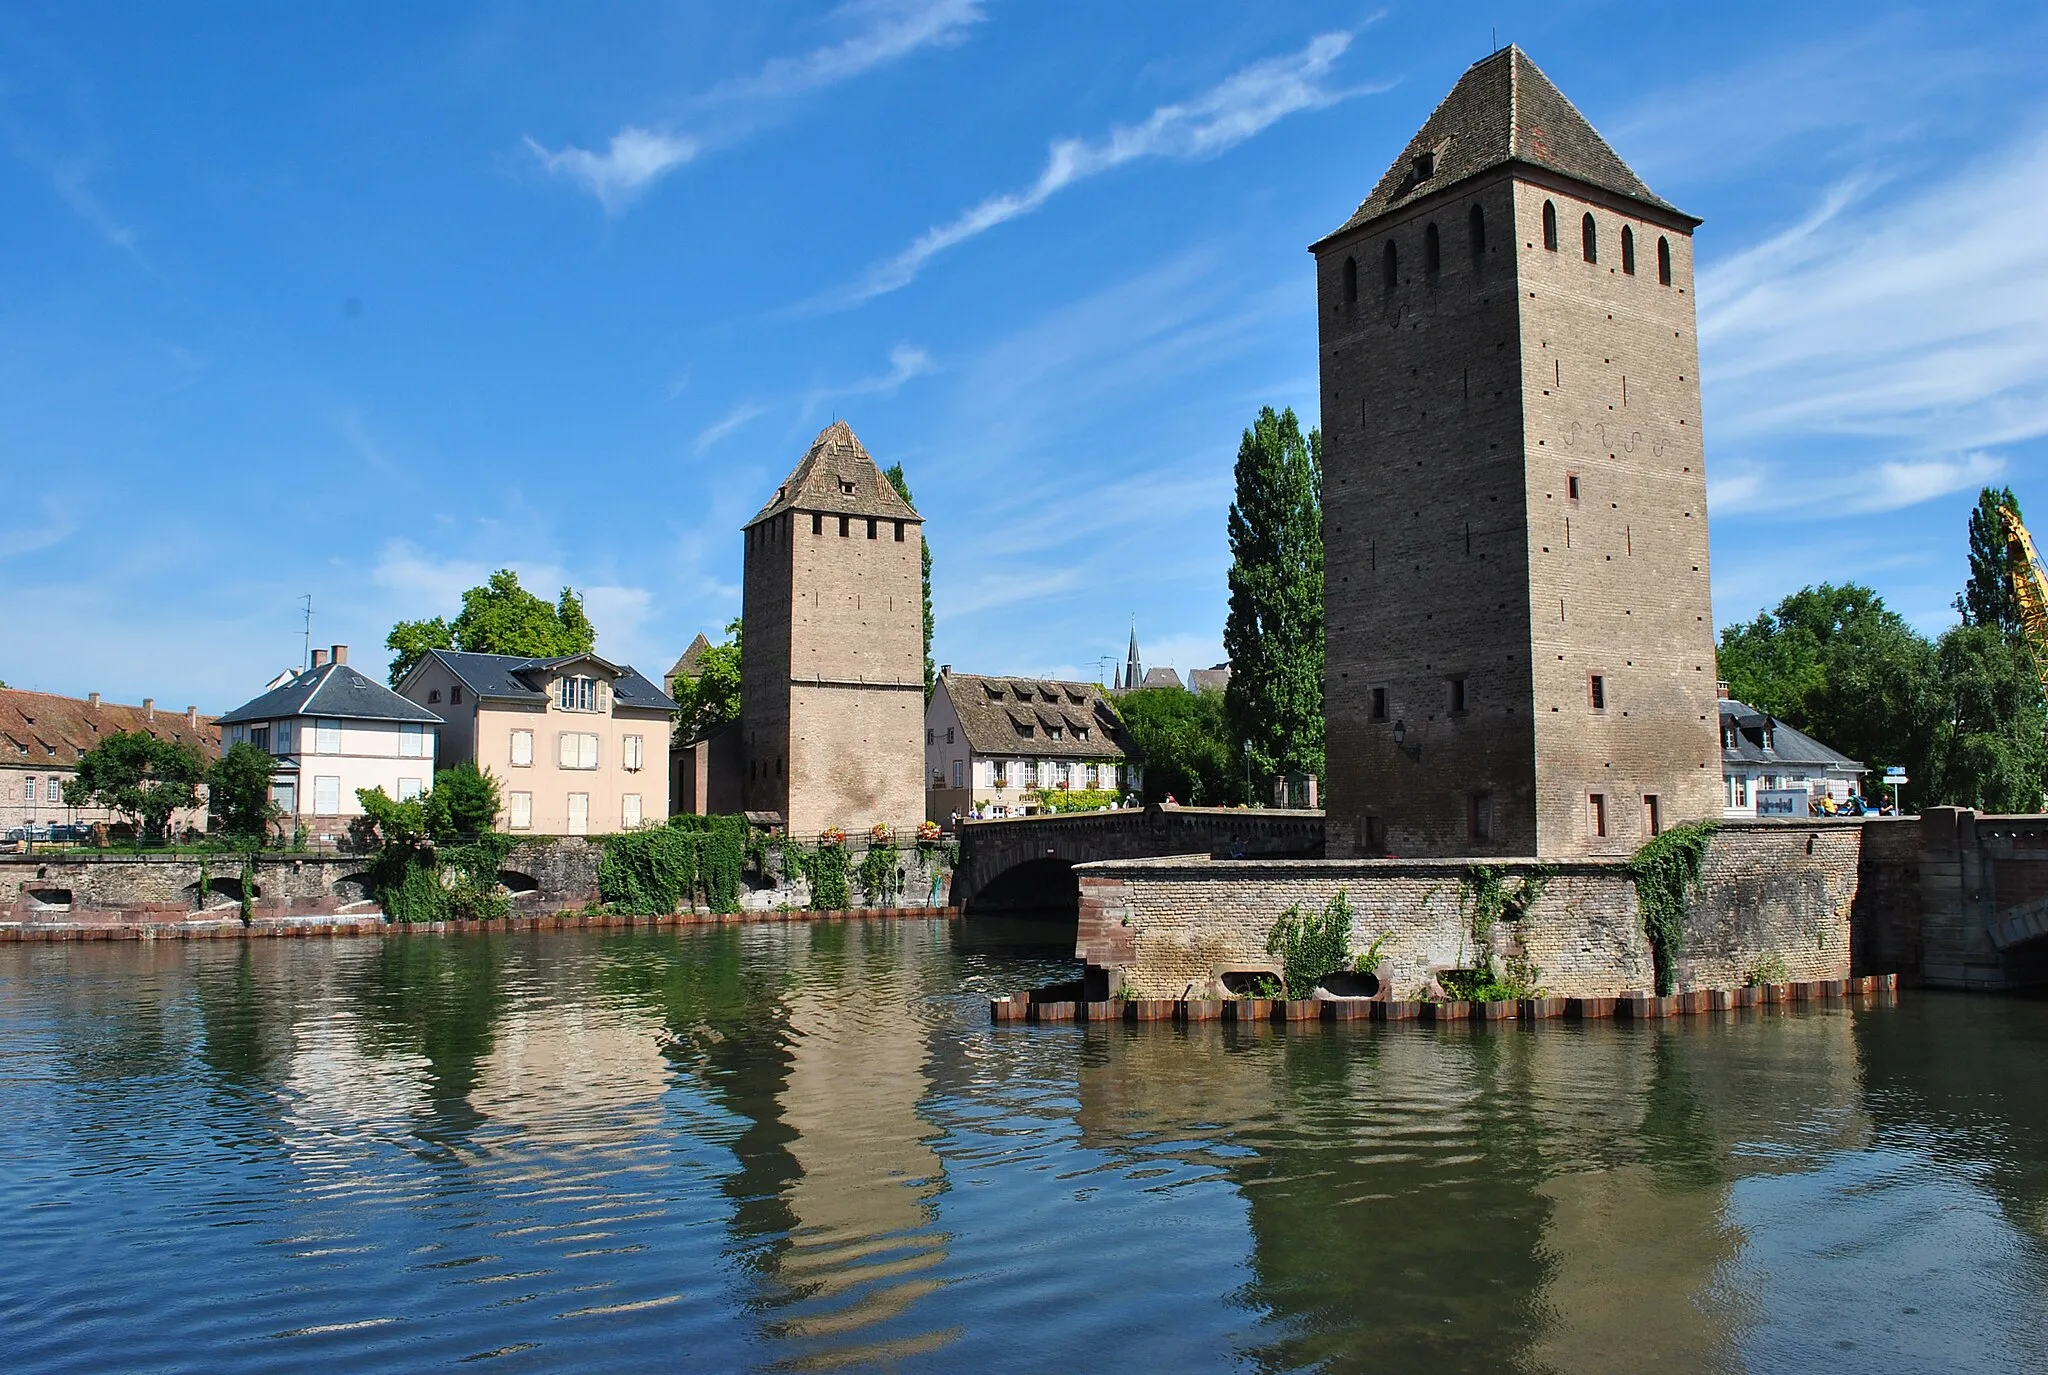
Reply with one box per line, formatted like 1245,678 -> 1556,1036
1076,819 -> 1862,999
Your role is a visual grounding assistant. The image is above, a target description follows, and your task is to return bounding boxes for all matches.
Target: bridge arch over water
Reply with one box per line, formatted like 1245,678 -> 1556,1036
951,806 -> 1324,915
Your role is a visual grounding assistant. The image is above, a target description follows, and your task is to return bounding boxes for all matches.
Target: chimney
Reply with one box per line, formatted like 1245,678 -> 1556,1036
310,648 -> 328,669
1715,679 -> 1731,700
185,706 -> 198,727
331,644 -> 348,666
143,698 -> 154,720
939,664 -> 951,677
87,692 -> 100,709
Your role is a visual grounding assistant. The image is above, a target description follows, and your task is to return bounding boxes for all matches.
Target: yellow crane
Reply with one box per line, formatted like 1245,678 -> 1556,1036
2000,505 -> 2048,692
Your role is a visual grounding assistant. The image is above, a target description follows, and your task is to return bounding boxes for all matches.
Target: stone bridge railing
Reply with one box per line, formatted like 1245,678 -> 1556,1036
951,806 -> 1324,912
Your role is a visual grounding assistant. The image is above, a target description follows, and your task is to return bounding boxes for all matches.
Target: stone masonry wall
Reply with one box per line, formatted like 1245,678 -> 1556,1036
1077,819 -> 1858,999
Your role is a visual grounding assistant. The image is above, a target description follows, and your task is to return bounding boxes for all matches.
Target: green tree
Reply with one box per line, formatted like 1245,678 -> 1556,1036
63,730 -> 208,842
1958,486 -> 2025,635
209,741 -> 278,839
1930,622 -> 2047,811
1115,686 -> 1238,805
424,762 -> 503,837
1222,406 -> 1324,790
674,618 -> 743,742
883,462 -> 935,699
385,569 -> 599,684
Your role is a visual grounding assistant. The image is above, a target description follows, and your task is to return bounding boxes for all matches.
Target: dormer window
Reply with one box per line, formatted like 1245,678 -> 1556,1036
1412,149 -> 1435,180
1049,726 -> 1063,741
839,479 -> 856,495
1075,726 -> 1089,742
558,675 -> 600,712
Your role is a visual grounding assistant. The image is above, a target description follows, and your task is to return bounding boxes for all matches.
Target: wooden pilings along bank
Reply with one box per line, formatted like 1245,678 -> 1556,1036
994,975 -> 1901,1026
0,906 -> 960,943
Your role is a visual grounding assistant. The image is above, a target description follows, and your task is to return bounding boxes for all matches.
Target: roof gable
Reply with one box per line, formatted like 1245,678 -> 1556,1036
425,648 -> 677,712
746,421 -> 921,528
219,663 -> 443,726
937,672 -> 1132,761
1320,46 -> 1689,244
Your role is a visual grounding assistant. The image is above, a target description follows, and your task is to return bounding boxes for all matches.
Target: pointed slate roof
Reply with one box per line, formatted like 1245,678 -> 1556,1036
218,661 -> 443,726
1317,46 -> 1692,245
746,421 -> 921,529
667,633 -> 712,686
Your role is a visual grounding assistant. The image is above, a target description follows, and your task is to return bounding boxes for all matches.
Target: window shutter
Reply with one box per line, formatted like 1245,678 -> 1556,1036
559,732 -> 575,768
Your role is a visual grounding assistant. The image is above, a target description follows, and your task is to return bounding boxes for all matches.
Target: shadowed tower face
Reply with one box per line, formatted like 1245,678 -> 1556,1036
742,421 -> 926,837
1312,47 -> 1720,860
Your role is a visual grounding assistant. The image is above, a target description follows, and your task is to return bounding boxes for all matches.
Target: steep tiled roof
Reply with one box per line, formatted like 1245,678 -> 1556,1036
0,687 -> 221,767
1318,46 -> 1691,245
1139,667 -> 1184,690
430,649 -> 677,713
1718,699 -> 1864,773
667,633 -> 712,686
218,663 -> 443,726
746,421 -> 921,529
1188,664 -> 1233,694
940,673 -> 1132,762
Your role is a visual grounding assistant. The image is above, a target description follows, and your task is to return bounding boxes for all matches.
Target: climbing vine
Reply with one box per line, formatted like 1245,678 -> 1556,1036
1457,863 -> 1552,943
1627,821 -> 1717,995
781,839 -> 851,911
1265,888 -> 1356,1000
856,833 -> 902,906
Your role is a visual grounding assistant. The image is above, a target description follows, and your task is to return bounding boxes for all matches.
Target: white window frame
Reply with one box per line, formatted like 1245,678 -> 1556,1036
315,719 -> 341,754
397,778 -> 423,801
558,731 -> 599,770
399,723 -> 425,758
623,734 -> 644,771
509,791 -> 532,830
314,776 -> 341,816
952,759 -> 964,788
566,791 -> 589,836
622,793 -> 642,828
510,729 -> 533,767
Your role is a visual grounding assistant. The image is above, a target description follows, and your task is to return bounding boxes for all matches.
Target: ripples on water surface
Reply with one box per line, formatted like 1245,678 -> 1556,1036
2,920 -> 2046,1373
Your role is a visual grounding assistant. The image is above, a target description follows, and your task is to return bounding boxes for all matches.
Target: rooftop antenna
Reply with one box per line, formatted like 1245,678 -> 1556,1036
1492,26 -> 1498,53
300,594 -> 314,672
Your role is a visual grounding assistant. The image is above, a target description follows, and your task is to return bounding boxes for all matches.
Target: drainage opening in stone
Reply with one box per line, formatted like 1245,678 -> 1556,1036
27,888 -> 74,910
1220,971 -> 1283,998
1315,970 -> 1381,999
497,870 -> 542,900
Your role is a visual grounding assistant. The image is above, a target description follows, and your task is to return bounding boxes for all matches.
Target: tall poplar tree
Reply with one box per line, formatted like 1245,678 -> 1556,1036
883,462 -> 936,699
1959,485 -> 2025,636
1223,406 -> 1324,791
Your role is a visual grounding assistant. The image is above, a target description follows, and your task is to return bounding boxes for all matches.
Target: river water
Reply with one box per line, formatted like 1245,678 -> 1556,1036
2,919 -> 2045,1373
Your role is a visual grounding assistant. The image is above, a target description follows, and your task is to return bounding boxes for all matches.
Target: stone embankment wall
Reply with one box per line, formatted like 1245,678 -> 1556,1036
0,837 -> 949,926
1077,819 -> 1862,1000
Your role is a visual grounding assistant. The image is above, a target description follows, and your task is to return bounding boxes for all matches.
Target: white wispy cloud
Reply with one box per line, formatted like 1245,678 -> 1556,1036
830,30 -> 1362,306
528,1 -> 984,212
0,497 -> 78,560
712,0 -> 984,103
1710,452 -> 2006,518
801,343 -> 932,415
693,402 -> 766,455
524,126 -> 699,214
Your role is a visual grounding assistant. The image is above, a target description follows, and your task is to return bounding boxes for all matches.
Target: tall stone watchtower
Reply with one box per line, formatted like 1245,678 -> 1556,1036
741,421 -> 926,838
1313,48 -> 1720,859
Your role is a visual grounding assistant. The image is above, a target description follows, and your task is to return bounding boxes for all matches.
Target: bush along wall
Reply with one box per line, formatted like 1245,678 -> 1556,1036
597,815 -> 752,916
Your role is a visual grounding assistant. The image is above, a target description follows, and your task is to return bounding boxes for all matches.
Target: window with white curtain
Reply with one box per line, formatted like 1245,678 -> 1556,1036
510,730 -> 533,767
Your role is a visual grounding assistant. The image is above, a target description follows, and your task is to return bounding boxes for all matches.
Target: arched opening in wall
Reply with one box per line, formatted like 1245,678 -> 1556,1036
497,870 -> 542,904
1621,224 -> 1636,275
1220,970 -> 1283,996
1342,255 -> 1357,304
1582,212 -> 1598,263
26,888 -> 73,911
1316,969 -> 1381,999
186,877 -> 249,906
961,855 -> 1078,921
1382,239 -> 1398,291
1469,204 -> 1486,265
334,872 -> 375,905
1658,236 -> 1673,285
1542,200 -> 1558,250
1424,222 -> 1441,281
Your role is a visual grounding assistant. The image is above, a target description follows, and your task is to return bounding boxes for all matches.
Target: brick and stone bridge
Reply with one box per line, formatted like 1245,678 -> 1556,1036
951,806 -> 1324,914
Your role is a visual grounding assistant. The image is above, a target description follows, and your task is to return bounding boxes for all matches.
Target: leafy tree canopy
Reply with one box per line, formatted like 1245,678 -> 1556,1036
1115,686 -> 1239,806
209,741 -> 278,838
1958,485 -> 2024,634
425,762 -> 503,838
673,618 -> 742,743
63,730 -> 208,841
1223,406 -> 1324,784
385,569 -> 598,684
1932,621 -> 2047,812
883,462 -> 935,699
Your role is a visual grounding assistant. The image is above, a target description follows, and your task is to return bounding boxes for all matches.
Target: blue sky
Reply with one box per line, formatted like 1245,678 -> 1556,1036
4,1 -> 2046,709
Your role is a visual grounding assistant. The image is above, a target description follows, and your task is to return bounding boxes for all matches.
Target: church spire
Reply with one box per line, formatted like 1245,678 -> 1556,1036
1125,621 -> 1142,690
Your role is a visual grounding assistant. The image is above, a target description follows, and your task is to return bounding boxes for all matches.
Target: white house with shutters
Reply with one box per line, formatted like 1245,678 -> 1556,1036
215,645 -> 444,841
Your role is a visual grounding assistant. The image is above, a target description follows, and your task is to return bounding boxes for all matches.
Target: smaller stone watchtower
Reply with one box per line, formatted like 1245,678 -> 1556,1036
740,422 -> 926,838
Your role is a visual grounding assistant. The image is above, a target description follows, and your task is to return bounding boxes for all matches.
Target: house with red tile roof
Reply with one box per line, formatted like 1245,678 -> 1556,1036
0,686 -> 219,835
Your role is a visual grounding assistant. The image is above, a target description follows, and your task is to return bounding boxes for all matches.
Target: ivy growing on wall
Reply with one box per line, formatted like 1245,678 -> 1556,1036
856,834 -> 901,907
1626,821 -> 1717,996
598,815 -> 751,916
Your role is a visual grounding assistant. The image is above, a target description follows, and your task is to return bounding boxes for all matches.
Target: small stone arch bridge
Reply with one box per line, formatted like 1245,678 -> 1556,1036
952,806 -> 1325,914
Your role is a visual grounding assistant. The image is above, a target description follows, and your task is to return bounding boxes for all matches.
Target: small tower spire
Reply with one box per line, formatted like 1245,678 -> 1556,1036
1125,620 -> 1142,690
